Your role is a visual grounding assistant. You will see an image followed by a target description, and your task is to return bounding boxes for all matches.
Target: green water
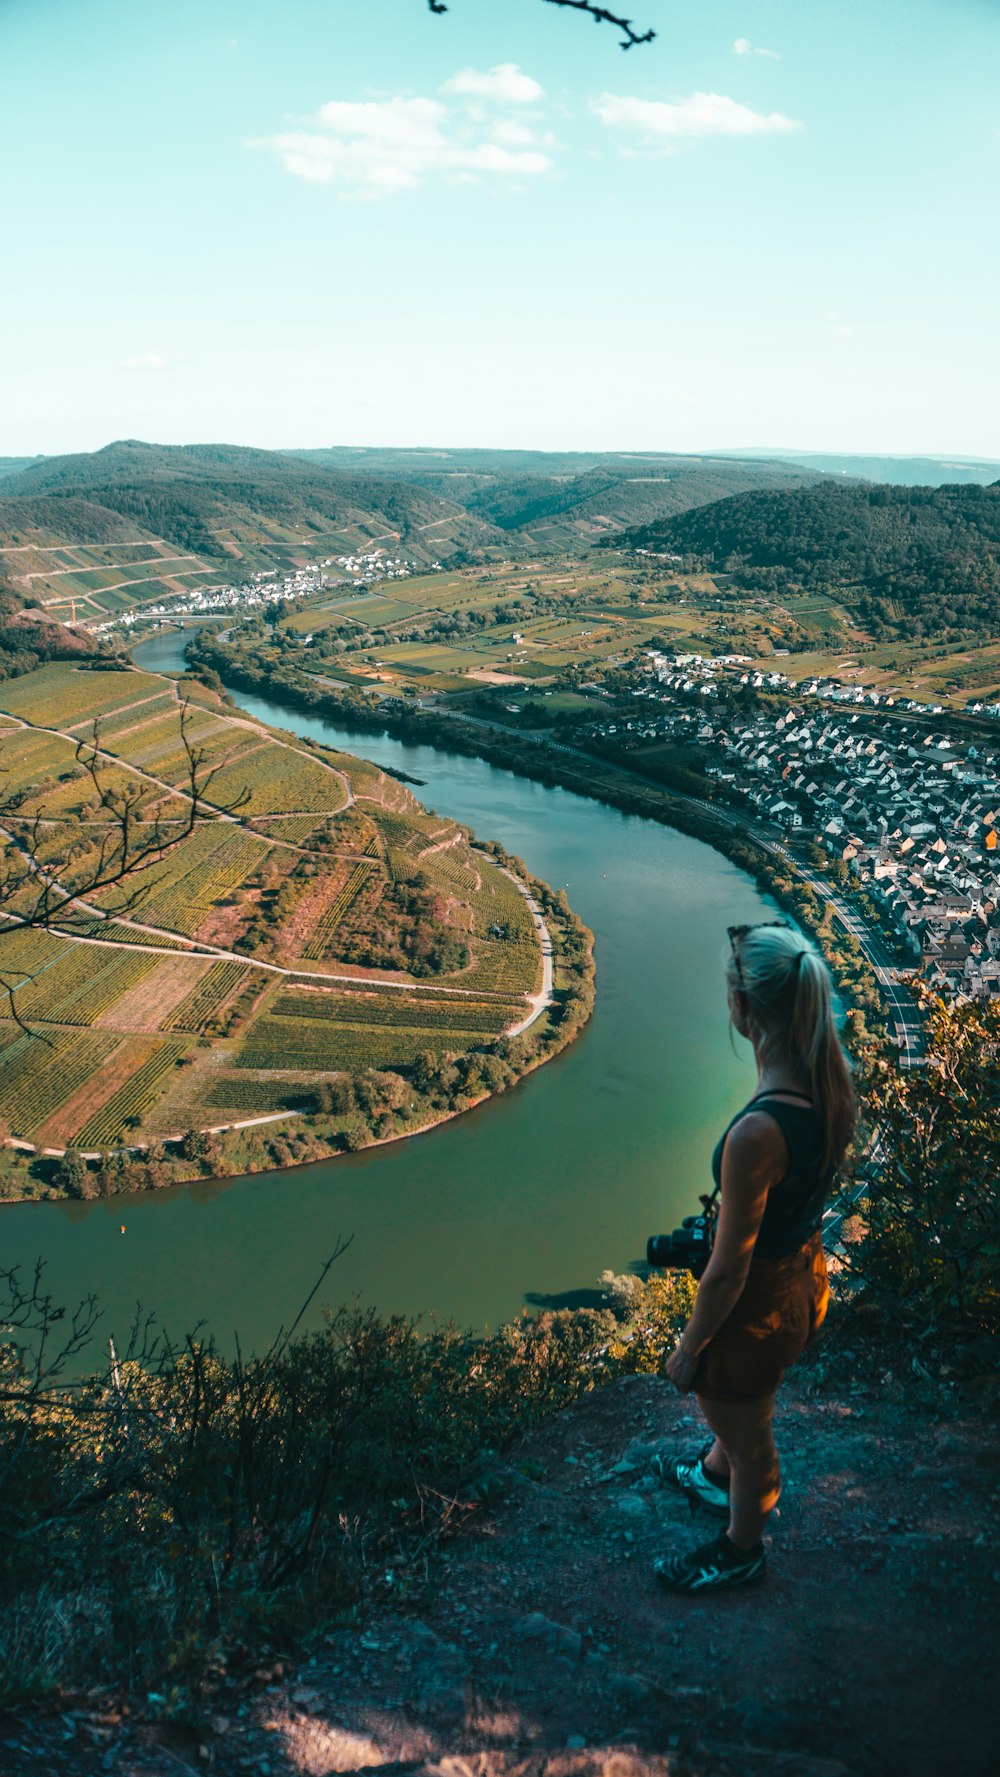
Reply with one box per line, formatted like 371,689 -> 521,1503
0,662 -> 774,1352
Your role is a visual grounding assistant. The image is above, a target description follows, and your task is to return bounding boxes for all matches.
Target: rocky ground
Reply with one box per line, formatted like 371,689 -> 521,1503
2,1374 -> 998,1777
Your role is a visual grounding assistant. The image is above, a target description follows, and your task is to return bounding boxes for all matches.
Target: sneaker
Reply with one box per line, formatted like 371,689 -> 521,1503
651,1442 -> 730,1515
653,1531 -> 766,1594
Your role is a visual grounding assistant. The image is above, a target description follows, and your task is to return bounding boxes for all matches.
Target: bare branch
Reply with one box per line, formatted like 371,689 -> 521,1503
0,698 -> 250,1031
425,0 -> 656,49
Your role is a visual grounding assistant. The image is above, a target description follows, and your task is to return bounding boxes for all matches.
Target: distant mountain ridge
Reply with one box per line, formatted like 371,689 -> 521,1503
4,440 -> 504,567
291,445 -> 819,547
715,449 -> 1000,487
619,478 -> 1000,641
0,440 -> 823,572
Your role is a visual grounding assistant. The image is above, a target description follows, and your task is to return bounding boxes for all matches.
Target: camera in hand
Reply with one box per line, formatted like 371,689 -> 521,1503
647,1205 -> 716,1278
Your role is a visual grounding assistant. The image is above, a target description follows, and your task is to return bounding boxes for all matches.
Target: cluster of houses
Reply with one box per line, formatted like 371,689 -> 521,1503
332,551 -> 428,587
104,563 -> 333,633
102,545 -> 441,636
584,651 -> 1000,1004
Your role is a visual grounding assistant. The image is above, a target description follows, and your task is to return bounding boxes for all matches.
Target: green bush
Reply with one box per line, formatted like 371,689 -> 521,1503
0,1260 -> 693,1707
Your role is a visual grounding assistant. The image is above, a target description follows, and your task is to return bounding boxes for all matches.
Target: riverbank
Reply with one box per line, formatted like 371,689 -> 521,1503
190,641 -> 911,1058
0,849 -> 593,1203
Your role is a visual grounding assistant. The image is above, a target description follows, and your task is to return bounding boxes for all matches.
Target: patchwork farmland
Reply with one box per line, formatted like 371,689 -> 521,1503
0,662 -> 550,1161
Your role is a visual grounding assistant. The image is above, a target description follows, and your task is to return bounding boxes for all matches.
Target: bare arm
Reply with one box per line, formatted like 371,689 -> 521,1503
663,1112 -> 786,1390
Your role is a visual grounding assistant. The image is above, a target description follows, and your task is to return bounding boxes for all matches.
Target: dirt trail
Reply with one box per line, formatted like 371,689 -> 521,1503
3,1374 -> 995,1777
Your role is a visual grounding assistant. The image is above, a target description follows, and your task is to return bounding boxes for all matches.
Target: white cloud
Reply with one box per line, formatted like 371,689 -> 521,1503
117,354 -> 165,371
732,38 -> 781,60
593,91 -> 802,145
442,64 -> 544,105
250,76 -> 553,196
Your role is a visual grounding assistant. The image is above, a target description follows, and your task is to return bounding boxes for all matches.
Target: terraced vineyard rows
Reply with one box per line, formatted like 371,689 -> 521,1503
73,1038 -> 190,1149
255,814 -> 327,845
0,665 -> 162,727
165,960 -> 257,1031
0,1026 -> 120,1138
300,860 -> 376,960
72,693 -> 177,737
236,1016 -> 489,1074
44,950 -> 160,1026
201,747 -> 349,817
425,845 -> 481,893
70,920 -> 190,951
273,989 -> 514,1034
451,943 -> 540,996
203,1076 -> 315,1114
0,663 -> 550,1163
99,826 -> 270,936
0,926 -> 70,978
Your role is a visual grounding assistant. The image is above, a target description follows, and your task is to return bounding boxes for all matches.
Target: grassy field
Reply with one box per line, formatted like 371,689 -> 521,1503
266,549 -> 1000,711
0,661 -> 545,1161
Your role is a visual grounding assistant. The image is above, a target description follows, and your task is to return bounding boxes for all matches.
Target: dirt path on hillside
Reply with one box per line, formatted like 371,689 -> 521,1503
3,1375 -> 996,1777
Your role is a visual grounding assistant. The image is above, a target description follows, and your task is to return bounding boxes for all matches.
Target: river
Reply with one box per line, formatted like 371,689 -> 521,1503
0,628 -> 775,1352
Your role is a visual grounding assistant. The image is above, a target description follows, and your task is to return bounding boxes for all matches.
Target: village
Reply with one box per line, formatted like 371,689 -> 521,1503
580,649 -> 1000,1004
101,550 -> 423,635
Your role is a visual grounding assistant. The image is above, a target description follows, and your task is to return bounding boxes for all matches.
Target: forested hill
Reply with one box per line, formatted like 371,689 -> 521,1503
3,440 -> 505,566
620,480 -> 1000,641
294,445 -> 819,549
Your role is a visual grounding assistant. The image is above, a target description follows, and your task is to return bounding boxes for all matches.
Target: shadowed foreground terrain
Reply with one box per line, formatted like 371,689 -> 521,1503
3,1374 -> 995,1777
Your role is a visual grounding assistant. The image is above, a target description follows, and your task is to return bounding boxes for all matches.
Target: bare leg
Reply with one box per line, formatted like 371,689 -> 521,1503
703,1438 -> 730,1481
697,1391 -> 779,1550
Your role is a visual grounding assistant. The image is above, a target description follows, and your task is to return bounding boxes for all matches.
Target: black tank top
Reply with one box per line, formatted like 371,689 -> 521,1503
711,1090 -> 832,1260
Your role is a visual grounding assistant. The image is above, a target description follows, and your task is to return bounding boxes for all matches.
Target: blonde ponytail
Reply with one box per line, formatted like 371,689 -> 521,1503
725,923 -> 855,1174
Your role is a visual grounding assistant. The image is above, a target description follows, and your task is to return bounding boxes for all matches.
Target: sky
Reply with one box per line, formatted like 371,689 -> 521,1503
1,0 -> 998,458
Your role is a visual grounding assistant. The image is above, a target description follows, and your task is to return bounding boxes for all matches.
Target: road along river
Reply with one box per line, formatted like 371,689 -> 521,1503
0,647 -> 779,1353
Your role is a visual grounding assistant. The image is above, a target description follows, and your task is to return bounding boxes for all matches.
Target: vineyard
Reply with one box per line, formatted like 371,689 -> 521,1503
235,1013 -> 493,1074
0,663 -> 550,1169
0,725 -> 77,782
253,814 -> 327,845
0,665 -> 162,727
203,1076 -> 315,1115
68,918 -> 190,951
97,825 -> 270,937
300,860 -> 377,960
0,925 -> 69,979
73,1038 -> 191,1149
0,1026 -> 120,1139
33,949 -> 159,1027
425,844 -> 481,895
199,746 -> 349,818
272,988 -> 514,1036
165,960 -> 258,1032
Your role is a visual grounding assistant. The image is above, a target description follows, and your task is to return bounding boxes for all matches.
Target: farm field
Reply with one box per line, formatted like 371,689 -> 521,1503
0,661 -> 547,1164
249,546 -> 1000,710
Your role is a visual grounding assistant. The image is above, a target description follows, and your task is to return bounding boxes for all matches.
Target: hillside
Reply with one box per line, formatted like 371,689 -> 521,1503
0,493 -> 225,628
3,440 -> 508,571
620,479 -> 1000,641
294,447 -> 820,552
730,449 -> 1000,487
0,661 -> 590,1190
0,455 -> 45,483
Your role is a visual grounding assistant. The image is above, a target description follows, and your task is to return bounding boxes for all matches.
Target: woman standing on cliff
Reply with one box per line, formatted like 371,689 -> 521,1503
654,920 -> 855,1594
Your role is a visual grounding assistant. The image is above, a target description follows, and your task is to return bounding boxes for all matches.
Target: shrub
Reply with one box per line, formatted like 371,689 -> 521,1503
849,991 -> 1000,1355
0,1260 -> 694,1704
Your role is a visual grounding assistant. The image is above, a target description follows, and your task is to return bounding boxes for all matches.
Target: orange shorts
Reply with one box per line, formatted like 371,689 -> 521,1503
694,1231 -> 829,1405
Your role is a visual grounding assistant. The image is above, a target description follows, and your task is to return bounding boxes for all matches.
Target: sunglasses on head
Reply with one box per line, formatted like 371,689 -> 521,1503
727,920 -> 791,987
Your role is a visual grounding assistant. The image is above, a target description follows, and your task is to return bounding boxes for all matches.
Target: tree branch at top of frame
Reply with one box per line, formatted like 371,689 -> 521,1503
425,0 -> 656,50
